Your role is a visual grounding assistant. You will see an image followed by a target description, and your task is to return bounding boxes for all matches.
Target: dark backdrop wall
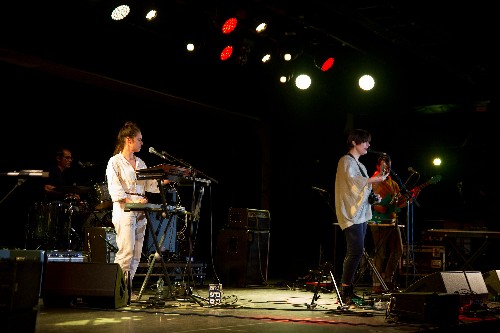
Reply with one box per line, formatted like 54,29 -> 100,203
1,56 -> 496,283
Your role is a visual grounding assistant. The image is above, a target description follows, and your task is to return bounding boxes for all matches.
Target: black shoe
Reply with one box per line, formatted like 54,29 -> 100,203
351,291 -> 363,301
338,291 -> 352,306
124,271 -> 131,306
339,285 -> 362,306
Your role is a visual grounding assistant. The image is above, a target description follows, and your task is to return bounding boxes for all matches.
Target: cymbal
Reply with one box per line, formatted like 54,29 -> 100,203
57,185 -> 92,194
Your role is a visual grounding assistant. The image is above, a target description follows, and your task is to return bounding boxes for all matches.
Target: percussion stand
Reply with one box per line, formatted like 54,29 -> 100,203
66,202 -> 82,250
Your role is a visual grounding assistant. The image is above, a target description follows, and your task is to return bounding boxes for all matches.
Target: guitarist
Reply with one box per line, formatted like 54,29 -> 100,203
368,155 -> 418,294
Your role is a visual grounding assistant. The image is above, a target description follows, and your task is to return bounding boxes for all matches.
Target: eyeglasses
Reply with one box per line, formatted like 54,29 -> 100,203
63,156 -> 73,160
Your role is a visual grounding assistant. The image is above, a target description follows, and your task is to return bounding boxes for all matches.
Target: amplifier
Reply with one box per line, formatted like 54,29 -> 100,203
228,208 -> 270,230
0,250 -> 44,313
389,292 -> 460,325
46,251 -> 88,263
0,249 -> 45,262
215,228 -> 270,287
400,245 -> 445,276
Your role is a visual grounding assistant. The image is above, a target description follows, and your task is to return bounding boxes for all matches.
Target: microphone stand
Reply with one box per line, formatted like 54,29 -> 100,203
390,169 -> 419,288
0,178 -> 27,206
159,150 -> 218,185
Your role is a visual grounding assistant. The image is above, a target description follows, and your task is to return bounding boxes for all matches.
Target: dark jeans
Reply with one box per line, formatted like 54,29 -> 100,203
341,222 -> 368,285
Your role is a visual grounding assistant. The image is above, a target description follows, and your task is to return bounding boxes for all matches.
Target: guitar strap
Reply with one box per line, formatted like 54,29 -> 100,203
347,153 -> 378,206
347,153 -> 368,178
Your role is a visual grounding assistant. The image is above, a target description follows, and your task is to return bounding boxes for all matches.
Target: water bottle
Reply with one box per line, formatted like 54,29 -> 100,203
156,277 -> 164,299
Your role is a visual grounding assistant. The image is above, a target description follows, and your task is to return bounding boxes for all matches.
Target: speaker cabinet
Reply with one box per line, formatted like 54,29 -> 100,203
0,309 -> 39,333
0,250 -> 44,312
0,250 -> 44,333
483,270 -> 500,300
389,292 -> 460,325
42,262 -> 127,309
84,227 -> 117,263
215,228 -> 270,287
228,208 -> 270,230
405,271 -> 488,305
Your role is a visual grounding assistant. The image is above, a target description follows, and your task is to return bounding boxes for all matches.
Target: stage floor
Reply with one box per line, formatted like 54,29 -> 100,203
30,280 -> 500,333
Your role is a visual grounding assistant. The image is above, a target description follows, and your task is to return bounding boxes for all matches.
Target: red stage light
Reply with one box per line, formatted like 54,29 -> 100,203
320,57 -> 334,71
220,46 -> 233,60
221,17 -> 238,34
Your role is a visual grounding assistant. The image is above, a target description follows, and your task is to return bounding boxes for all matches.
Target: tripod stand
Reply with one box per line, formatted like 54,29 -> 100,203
306,262 -> 349,311
362,249 -> 388,292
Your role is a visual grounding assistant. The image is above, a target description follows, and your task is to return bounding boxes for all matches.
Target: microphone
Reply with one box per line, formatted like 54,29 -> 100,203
367,148 -> 388,156
312,186 -> 327,193
149,147 -> 168,160
408,167 -> 419,174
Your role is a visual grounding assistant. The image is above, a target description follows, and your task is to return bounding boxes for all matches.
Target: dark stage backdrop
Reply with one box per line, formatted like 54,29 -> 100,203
1,58 -> 495,283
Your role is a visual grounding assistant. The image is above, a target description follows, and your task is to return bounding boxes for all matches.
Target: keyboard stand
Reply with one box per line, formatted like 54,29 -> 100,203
137,212 -> 177,301
142,210 -> 175,299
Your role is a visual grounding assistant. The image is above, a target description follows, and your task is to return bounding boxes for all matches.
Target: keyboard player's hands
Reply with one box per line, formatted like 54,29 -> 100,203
136,197 -> 148,204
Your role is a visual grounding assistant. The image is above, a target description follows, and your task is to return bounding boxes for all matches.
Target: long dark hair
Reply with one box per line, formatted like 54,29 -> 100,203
113,121 -> 141,155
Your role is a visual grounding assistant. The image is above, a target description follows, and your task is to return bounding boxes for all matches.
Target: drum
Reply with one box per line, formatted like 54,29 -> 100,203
65,199 -> 90,216
28,201 -> 70,249
83,210 -> 113,229
92,181 -> 112,210
29,201 -> 64,242
84,227 -> 117,263
64,199 -> 91,241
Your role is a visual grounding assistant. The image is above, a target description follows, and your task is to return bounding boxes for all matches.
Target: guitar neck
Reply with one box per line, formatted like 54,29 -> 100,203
412,175 -> 441,192
414,182 -> 430,191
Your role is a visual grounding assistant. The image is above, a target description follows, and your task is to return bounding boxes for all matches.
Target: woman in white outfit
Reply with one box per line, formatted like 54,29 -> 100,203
106,121 -> 165,304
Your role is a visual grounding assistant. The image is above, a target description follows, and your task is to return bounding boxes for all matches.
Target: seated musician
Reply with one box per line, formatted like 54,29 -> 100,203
369,155 -> 418,293
44,147 -> 81,202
